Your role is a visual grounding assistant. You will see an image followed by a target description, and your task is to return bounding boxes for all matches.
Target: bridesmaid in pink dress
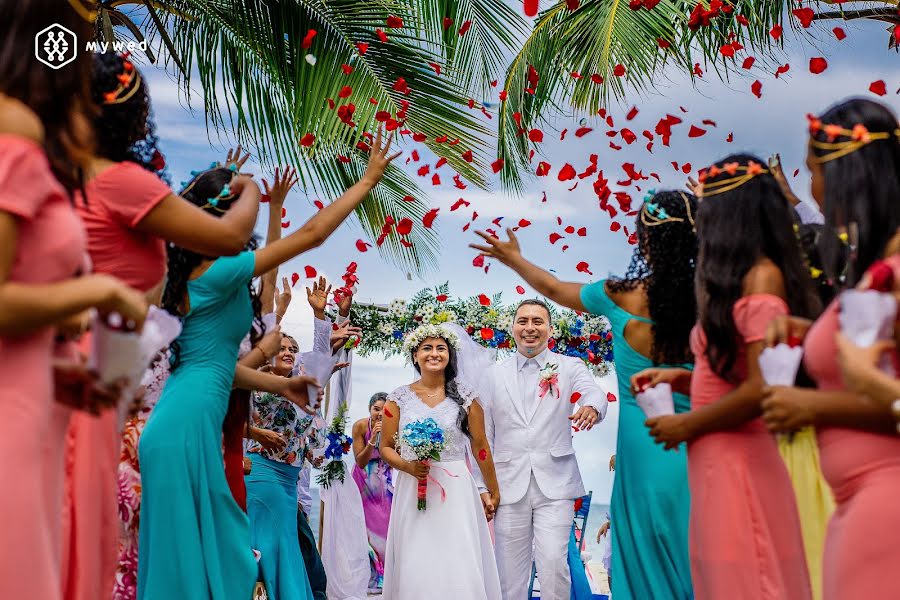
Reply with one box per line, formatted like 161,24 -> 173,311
0,8 -> 146,595
640,154 -> 820,600
761,99 -> 900,600
64,53 -> 260,600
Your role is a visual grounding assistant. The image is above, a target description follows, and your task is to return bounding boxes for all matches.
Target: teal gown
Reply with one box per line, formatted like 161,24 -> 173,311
581,281 -> 694,600
138,252 -> 258,599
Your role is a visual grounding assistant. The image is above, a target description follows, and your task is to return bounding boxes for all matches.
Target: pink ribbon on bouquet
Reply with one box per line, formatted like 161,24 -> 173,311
426,466 -> 459,503
539,374 -> 559,399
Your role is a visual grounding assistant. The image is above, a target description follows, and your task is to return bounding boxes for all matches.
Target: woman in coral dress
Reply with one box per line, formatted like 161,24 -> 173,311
761,99 -> 900,600
639,154 -> 820,599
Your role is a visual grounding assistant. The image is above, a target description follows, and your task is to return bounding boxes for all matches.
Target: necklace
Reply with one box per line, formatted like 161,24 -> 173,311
418,385 -> 443,398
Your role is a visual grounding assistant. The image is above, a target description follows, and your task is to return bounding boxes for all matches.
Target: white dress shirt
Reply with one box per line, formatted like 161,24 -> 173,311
516,348 -> 549,421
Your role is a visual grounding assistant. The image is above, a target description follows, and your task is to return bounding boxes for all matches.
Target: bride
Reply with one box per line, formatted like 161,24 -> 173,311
379,323 -> 502,599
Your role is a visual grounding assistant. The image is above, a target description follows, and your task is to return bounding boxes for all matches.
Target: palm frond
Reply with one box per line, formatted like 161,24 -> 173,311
415,0 -> 530,98
99,0 -> 503,274
496,0 -> 795,191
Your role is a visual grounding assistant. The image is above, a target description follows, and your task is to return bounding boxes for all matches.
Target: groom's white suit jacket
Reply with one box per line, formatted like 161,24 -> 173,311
479,350 -> 608,506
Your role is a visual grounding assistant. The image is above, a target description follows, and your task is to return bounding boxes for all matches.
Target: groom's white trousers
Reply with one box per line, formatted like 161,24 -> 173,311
494,474 -> 572,600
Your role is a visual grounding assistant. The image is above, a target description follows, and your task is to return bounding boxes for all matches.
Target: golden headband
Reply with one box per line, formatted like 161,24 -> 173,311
698,161 -> 768,197
640,191 -> 695,231
807,115 -> 900,164
103,60 -> 141,105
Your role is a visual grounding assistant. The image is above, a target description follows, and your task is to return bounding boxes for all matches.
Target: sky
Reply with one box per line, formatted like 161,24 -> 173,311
138,9 -> 900,501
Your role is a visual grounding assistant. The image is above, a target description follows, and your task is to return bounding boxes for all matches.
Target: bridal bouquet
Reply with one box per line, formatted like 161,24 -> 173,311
399,418 -> 446,510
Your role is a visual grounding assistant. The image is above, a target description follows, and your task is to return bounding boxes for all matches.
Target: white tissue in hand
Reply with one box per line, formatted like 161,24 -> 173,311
839,290 -> 897,346
89,321 -> 143,385
635,383 -> 675,419
758,344 -> 804,386
89,307 -> 181,387
302,350 -> 338,410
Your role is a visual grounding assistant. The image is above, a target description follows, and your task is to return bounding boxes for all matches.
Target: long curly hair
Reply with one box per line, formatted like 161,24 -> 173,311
411,340 -> 470,438
607,190 -> 699,365
89,52 -> 168,182
696,153 -> 821,381
161,167 -> 262,368
0,0 -> 95,190
810,98 -> 900,289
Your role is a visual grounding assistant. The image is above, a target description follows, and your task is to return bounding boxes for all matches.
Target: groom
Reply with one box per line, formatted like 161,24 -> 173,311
481,299 -> 607,600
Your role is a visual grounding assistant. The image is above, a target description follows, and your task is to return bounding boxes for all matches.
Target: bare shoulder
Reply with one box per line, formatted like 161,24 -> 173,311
742,258 -> 786,299
351,418 -> 367,435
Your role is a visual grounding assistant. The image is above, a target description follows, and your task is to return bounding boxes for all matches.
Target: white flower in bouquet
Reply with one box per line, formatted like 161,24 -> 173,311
378,322 -> 394,336
497,313 -> 513,332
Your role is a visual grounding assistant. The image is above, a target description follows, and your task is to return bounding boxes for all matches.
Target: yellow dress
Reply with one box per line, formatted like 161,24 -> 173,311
777,427 -> 835,600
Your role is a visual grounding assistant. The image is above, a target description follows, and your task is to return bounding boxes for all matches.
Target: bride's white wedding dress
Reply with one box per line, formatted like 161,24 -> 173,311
381,383 -> 502,600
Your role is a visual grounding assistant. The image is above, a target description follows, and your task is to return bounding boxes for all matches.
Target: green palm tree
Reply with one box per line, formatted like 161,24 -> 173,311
79,0 -> 528,274
496,0 -> 899,192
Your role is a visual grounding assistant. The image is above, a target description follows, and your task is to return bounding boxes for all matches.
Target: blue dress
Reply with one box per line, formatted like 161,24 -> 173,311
581,281 -> 694,600
138,252 -> 258,599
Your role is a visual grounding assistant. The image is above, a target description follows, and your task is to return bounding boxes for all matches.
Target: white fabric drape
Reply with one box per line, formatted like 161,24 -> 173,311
320,457 -> 370,600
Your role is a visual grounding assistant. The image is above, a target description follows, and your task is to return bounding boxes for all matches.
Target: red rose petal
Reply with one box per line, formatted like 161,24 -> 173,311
809,57 -> 828,74
870,80 -> 887,96
570,392 -> 582,404
304,265 -> 316,278
291,272 -> 300,287
607,392 -> 617,402
516,285 -> 525,294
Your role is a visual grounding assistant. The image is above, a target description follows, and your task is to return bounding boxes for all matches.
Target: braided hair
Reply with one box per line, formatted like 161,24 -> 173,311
89,52 -> 168,183
161,167 -> 263,369
411,340 -> 470,438
607,190 -> 699,365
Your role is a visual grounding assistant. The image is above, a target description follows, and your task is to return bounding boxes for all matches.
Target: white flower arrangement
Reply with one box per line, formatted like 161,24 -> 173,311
419,303 -> 436,323
402,323 -> 462,356
388,298 -> 407,317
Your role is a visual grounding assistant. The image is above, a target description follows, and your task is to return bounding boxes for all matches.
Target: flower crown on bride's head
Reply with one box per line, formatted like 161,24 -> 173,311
402,323 -> 461,356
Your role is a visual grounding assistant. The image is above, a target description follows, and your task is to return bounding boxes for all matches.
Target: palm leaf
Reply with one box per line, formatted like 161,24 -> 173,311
98,0 -> 504,274
496,0 -> 796,191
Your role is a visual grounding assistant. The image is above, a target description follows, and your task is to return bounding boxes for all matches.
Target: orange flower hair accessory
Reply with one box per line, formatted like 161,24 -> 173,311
698,160 -> 769,197
102,55 -> 141,105
808,114 -> 900,163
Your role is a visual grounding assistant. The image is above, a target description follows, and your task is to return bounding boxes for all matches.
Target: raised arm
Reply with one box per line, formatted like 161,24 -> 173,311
259,167 -> 299,314
470,228 -> 586,311
252,129 -> 400,277
136,175 -> 261,257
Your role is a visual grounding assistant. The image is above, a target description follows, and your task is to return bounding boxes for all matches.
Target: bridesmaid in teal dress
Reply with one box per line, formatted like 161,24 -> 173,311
139,131 -> 399,598
471,190 -> 699,599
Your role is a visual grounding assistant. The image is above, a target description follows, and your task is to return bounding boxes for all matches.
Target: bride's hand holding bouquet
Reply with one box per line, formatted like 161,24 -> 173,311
400,417 -> 447,510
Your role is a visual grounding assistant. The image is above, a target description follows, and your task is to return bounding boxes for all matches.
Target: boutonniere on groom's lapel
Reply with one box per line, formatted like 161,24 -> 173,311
538,362 -> 559,400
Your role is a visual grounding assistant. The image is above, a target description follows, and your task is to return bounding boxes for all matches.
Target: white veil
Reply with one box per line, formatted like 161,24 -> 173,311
444,322 -> 497,406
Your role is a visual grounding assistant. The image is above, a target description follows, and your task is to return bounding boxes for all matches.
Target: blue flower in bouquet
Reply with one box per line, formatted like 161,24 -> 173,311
401,417 -> 447,462
392,330 -> 404,340
324,431 -> 351,460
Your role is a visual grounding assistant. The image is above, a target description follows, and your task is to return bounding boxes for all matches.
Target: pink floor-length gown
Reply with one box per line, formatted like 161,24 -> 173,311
687,294 -> 812,600
63,161 -> 171,600
804,259 -> 900,600
0,136 -> 86,600
351,421 -> 393,589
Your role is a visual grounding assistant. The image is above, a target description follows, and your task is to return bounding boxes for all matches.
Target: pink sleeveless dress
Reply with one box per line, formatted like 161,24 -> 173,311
804,257 -> 900,600
687,294 -> 811,600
